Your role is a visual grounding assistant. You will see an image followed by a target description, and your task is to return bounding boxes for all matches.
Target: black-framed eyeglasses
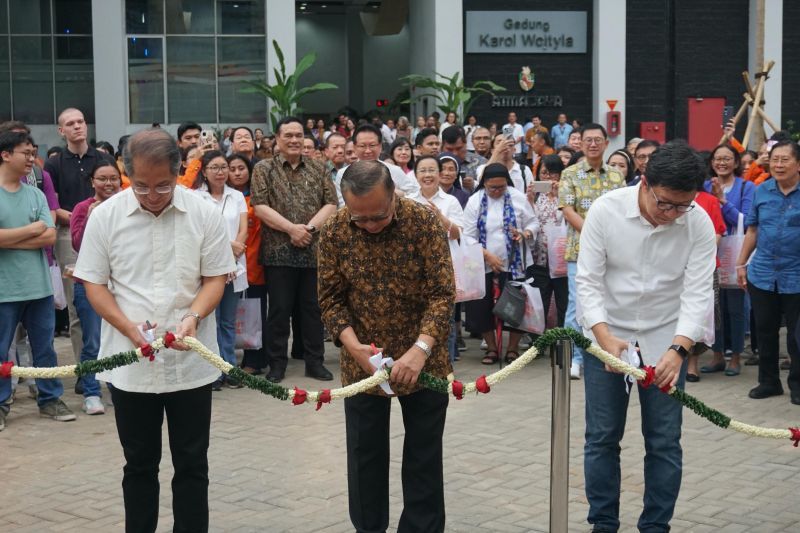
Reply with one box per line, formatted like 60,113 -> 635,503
649,187 -> 694,213
350,198 -> 395,224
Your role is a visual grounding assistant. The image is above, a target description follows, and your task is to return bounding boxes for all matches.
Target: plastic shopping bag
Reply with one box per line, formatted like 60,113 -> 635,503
717,213 -> 745,289
450,238 -> 486,303
234,295 -> 263,350
545,222 -> 568,279
516,282 -> 545,334
51,263 -> 67,310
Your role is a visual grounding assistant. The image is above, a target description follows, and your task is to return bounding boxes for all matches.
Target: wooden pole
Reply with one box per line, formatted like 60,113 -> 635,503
742,60 -> 774,148
745,93 -> 780,132
742,71 -> 755,98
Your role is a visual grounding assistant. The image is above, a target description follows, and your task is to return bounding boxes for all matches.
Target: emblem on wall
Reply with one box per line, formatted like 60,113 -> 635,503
518,66 -> 535,92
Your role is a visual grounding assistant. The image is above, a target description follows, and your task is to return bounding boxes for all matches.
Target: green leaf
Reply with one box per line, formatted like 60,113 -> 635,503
295,82 -> 338,100
293,52 -> 317,80
272,39 -> 286,77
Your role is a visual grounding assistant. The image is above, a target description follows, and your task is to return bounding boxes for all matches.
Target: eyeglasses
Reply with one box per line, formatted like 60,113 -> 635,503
14,150 -> 37,159
649,186 -> 694,213
92,176 -> 121,184
133,185 -> 173,195
712,157 -> 734,163
355,143 -> 381,151
583,137 -> 605,146
206,165 -> 229,173
486,184 -> 508,193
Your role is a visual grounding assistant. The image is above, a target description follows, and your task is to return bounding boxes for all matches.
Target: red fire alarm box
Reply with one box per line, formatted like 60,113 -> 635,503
639,122 -> 666,144
606,111 -> 621,137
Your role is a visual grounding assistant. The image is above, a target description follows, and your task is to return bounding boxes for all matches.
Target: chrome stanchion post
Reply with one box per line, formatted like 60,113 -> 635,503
549,338 -> 572,533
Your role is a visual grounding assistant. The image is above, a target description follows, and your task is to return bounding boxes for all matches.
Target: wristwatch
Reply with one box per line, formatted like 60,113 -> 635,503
668,344 -> 689,359
414,339 -> 432,358
181,312 -> 201,327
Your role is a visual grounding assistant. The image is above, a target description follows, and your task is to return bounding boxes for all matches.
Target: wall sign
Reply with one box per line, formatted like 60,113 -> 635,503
491,95 -> 563,109
466,11 -> 587,54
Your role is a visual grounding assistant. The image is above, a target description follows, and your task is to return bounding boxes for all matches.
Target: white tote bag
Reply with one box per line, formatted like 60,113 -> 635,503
516,282 -> 546,334
717,213 -> 745,289
234,293 -> 263,350
545,221 -> 568,279
449,238 -> 486,303
50,263 -> 67,310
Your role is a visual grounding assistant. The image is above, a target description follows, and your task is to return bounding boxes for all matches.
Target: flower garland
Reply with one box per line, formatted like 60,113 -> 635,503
1,328 -> 798,447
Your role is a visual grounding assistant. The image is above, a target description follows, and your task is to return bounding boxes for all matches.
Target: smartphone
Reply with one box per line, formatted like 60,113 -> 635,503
531,181 -> 552,194
200,130 -> 211,145
502,125 -> 514,140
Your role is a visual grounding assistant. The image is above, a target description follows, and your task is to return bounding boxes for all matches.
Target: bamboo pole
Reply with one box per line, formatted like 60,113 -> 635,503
744,93 -> 779,132
742,60 -> 774,148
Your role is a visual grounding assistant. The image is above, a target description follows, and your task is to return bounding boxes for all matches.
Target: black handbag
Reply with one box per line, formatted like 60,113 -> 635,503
492,280 -> 527,327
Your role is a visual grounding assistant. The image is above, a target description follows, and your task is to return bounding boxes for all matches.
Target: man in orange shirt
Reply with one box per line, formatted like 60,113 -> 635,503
529,130 -> 555,176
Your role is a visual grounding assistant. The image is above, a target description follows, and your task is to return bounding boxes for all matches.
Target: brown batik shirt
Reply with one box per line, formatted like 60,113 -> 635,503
318,197 -> 455,396
250,153 -> 337,268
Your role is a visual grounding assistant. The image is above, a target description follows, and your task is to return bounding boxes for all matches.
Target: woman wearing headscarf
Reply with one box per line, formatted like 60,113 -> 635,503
463,163 -> 539,364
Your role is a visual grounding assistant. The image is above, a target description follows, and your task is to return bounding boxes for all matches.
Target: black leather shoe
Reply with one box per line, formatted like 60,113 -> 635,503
791,392 -> 800,405
265,372 -> 284,384
748,384 -> 784,399
305,365 -> 333,381
74,379 -> 84,395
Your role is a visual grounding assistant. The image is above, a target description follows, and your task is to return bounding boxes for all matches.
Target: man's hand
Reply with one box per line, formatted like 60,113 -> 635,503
28,220 -> 48,237
595,332 -> 630,374
390,347 -> 427,386
654,349 -> 684,389
346,343 -> 382,375
124,321 -> 151,350
289,224 -> 312,247
737,265 -> 748,289
173,315 -> 198,351
484,250 -> 504,273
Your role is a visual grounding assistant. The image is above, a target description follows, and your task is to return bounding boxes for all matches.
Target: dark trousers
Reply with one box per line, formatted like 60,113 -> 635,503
748,282 -> 800,392
110,384 -> 212,533
345,389 -> 449,533
264,266 -> 324,372
528,264 -> 569,328
240,284 -> 268,371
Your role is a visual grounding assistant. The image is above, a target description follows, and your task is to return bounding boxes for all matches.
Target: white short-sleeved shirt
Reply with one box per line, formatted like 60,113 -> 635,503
334,159 -> 420,207
463,187 -> 539,273
73,186 -> 236,393
503,123 -> 525,154
408,188 -> 464,238
194,184 -> 248,291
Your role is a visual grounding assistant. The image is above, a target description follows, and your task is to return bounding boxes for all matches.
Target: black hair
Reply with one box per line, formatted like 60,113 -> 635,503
769,130 -> 794,143
177,121 -> 202,141
352,123 -> 382,145
645,140 -> 705,192
476,162 -> 514,190
194,150 -> 226,189
567,151 -> 584,167
607,149 -> 635,183
89,154 -> 121,182
536,154 -> 565,180
275,116 -> 303,136
389,137 -> 415,169
230,126 -> 254,142
441,125 -> 466,145
534,130 -> 553,148
557,146 -> 576,157
530,114 -> 542,121
414,155 -> 442,173
635,140 -> 661,154
0,120 -> 30,134
324,132 -> 346,149
769,139 -> 800,161
580,123 -> 608,139
303,134 -> 319,148
0,131 -> 34,165
226,153 -> 253,187
707,143 -> 741,177
47,146 -> 63,158
415,127 -> 439,147
94,140 -> 115,156
116,134 -> 131,159
341,160 -> 394,198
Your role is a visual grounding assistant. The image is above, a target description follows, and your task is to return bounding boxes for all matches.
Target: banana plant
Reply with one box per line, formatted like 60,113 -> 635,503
400,71 -> 505,119
242,40 -> 338,131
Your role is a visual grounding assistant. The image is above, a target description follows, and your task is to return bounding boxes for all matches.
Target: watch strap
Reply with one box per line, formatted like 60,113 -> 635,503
669,344 -> 689,359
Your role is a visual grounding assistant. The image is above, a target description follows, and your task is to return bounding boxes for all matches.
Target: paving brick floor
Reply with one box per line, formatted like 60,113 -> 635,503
2,335 -> 799,532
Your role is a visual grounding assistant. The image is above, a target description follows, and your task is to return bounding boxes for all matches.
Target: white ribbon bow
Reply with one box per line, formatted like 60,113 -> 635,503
369,352 -> 395,396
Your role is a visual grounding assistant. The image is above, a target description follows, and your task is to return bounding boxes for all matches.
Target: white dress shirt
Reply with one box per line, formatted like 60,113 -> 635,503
502,123 -> 525,154
463,187 -> 539,273
334,159 -> 420,207
194,184 -> 248,292
408,187 -> 465,238
73,186 -> 236,393
475,162 -> 533,192
576,185 -> 716,366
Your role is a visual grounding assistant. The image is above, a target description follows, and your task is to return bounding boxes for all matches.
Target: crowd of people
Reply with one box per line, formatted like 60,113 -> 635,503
1,104 -> 799,532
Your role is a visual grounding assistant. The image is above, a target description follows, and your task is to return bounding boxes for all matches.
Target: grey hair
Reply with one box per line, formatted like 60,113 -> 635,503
123,128 -> 181,178
340,160 -> 395,198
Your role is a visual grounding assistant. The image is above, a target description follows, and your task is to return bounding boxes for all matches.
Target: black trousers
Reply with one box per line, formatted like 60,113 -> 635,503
240,284 -> 268,370
528,264 -> 569,328
264,266 -> 324,372
110,384 -> 212,533
345,389 -> 449,533
748,281 -> 800,392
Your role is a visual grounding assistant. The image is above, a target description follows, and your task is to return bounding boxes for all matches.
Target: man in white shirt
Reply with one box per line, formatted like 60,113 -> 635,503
501,112 -> 525,156
334,124 -> 419,207
74,128 -> 235,532
576,141 -> 716,533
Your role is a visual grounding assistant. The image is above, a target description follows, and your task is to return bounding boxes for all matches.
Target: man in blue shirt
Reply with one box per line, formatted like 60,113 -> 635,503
551,113 -> 574,149
0,130 -> 76,431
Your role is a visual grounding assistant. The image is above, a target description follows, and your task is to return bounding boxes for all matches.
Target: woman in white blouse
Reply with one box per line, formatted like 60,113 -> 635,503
463,163 -> 538,364
193,150 -> 248,389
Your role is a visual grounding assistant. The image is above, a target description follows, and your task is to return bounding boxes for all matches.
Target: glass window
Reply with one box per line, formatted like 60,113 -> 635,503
11,36 -> 54,123
218,37 -> 266,123
166,37 -> 215,123
126,0 -> 163,34
55,37 -> 94,122
217,0 -> 264,34
0,0 -> 8,34
54,0 -> 92,35
128,37 -> 164,123
166,0 -> 215,35
0,39 -> 10,120
9,0 -> 51,35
